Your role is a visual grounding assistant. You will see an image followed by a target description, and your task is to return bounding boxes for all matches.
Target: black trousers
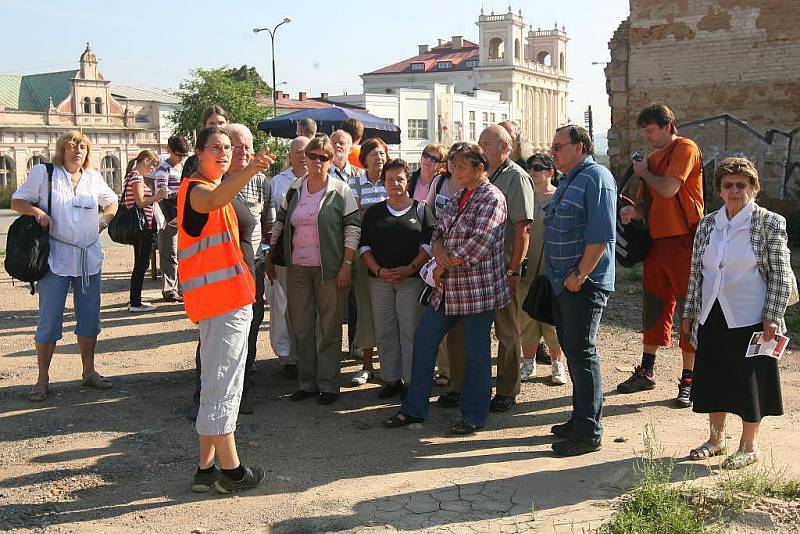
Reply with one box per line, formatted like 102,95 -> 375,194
129,234 -> 153,306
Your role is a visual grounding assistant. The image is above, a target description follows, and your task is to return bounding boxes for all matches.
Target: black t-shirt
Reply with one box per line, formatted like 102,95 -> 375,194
359,200 -> 436,275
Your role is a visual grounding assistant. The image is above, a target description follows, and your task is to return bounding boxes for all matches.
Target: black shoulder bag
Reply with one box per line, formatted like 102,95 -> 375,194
108,176 -> 150,245
4,164 -> 54,293
615,166 -> 652,268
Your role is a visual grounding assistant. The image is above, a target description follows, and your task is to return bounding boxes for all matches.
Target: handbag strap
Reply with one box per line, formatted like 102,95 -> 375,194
44,163 -> 54,215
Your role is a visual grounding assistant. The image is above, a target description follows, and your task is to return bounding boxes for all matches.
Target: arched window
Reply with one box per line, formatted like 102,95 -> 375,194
27,155 -> 47,171
489,38 -> 504,59
83,97 -> 92,114
95,97 -> 103,114
560,52 -> 565,71
0,156 -> 14,189
514,39 -> 521,60
100,155 -> 120,190
537,51 -> 552,66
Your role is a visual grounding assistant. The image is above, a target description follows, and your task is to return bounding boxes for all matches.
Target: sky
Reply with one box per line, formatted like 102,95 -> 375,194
1,0 -> 629,141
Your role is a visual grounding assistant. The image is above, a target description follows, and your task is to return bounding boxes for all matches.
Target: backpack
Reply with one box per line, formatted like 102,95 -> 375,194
4,164 -> 54,293
615,165 -> 652,268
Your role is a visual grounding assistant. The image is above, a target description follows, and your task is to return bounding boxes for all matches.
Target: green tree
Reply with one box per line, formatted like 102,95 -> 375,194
170,66 -> 288,172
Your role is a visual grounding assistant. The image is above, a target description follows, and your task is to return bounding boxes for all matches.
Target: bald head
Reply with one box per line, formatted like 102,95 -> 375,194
330,130 -> 353,167
478,124 -> 513,170
290,136 -> 310,176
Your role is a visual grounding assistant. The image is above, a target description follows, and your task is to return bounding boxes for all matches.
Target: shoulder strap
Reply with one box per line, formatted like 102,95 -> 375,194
416,199 -> 425,221
435,174 -> 447,195
44,163 -> 54,215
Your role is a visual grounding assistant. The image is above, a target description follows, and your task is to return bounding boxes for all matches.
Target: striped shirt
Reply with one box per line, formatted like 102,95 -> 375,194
123,171 -> 155,229
234,172 -> 274,259
153,160 -> 182,199
348,174 -> 388,211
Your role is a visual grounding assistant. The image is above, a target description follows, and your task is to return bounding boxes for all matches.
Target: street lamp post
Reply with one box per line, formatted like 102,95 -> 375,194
253,17 -> 291,117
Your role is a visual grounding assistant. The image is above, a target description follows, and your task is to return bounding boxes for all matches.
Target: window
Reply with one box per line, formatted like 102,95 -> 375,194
469,122 -> 476,141
100,155 -> 121,190
502,114 -> 508,121
0,156 -> 13,189
27,155 -> 46,171
482,112 -> 488,122
465,59 -> 479,68
468,111 -> 475,121
407,162 -> 420,172
384,117 -> 395,124
82,97 -> 91,114
407,119 -> 428,139
135,111 -> 149,123
437,61 -> 452,70
94,97 -> 103,114
453,121 -> 462,141
490,113 -> 496,123
489,38 -> 504,59
410,62 -> 425,72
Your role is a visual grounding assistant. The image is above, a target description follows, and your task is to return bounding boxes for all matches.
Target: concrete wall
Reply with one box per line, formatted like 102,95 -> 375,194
606,0 -> 800,200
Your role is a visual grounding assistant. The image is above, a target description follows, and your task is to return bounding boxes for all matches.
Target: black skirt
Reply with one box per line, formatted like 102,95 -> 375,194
691,301 -> 783,422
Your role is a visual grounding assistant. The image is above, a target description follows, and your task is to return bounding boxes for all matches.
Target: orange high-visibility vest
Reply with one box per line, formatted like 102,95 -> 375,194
177,177 -> 255,323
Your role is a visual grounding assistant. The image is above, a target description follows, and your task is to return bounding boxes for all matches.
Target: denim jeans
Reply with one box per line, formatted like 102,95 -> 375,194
401,304 -> 495,427
551,281 -> 609,442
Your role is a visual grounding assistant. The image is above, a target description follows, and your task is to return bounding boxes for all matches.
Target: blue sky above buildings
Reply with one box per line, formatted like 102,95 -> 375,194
1,0 -> 629,141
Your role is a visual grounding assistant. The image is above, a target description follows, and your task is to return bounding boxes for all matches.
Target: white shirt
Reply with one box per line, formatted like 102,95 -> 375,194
699,201 -> 766,328
13,164 -> 117,277
271,168 -> 304,210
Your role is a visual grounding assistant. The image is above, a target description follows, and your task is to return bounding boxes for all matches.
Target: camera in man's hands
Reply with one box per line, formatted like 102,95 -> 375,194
632,151 -> 644,162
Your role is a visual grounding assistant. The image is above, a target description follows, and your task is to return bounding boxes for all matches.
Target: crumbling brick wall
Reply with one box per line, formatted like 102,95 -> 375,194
606,0 -> 800,204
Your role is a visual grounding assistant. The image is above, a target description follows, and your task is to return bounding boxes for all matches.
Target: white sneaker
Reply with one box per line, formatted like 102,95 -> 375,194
551,360 -> 568,385
520,359 -> 537,382
128,302 -> 156,313
350,369 -> 372,386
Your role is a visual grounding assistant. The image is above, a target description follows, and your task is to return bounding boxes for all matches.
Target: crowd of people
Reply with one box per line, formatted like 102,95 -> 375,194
10,101 -> 796,494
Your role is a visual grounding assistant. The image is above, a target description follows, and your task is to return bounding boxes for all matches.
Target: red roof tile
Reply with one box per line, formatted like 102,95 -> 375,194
365,39 -> 480,75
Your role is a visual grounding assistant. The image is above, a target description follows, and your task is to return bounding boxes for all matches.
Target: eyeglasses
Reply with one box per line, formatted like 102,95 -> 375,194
174,152 -> 188,158
233,144 -> 253,153
721,181 -> 749,190
527,164 -> 552,172
306,152 -> 331,163
421,152 -> 442,164
550,142 -> 575,152
203,144 -> 233,154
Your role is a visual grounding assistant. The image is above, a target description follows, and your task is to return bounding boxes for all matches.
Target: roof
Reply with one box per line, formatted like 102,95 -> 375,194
0,70 -> 78,111
110,85 -> 180,104
365,39 -> 480,75
266,95 -> 334,111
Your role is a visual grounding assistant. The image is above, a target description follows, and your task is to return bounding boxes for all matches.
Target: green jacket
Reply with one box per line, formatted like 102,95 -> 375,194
274,176 -> 361,280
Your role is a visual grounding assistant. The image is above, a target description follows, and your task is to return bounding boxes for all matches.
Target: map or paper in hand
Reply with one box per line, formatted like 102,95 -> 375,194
745,332 -> 789,360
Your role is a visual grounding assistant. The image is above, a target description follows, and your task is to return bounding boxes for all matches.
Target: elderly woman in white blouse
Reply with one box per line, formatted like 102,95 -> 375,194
682,157 -> 796,469
11,131 -> 119,402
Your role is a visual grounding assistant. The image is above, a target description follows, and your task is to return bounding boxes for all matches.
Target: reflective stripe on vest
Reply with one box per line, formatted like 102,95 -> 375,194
177,230 -> 233,261
182,263 -> 244,292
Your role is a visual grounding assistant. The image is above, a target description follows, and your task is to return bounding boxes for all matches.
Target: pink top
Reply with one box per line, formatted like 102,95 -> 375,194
290,181 -> 325,266
123,171 -> 154,228
413,178 -> 431,202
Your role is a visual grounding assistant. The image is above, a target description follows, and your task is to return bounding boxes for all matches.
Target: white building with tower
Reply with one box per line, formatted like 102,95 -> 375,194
361,6 -> 570,150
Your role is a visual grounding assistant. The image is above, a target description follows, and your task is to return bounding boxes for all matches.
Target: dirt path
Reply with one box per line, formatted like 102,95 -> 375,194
1,243 -> 798,533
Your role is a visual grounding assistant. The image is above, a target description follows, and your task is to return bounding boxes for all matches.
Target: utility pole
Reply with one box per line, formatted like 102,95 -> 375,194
253,18 -> 291,117
584,105 -> 594,141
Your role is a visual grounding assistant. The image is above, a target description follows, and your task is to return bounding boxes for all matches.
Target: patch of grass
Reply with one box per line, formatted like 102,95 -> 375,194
785,312 -> 800,335
600,425 -> 705,534
0,186 -> 12,209
714,454 -> 800,515
624,263 -> 643,283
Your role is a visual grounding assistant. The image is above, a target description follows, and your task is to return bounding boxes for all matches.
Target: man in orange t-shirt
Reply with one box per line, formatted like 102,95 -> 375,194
617,103 -> 704,408
341,117 -> 365,170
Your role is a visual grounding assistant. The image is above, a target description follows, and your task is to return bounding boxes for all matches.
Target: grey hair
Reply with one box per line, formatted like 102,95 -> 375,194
224,123 -> 254,143
493,125 -> 513,151
331,129 -> 352,143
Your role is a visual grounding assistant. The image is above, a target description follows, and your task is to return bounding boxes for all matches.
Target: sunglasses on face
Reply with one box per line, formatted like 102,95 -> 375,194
306,153 -> 331,163
721,181 -> 749,190
527,164 -> 552,172
550,142 -> 575,152
421,152 -> 441,164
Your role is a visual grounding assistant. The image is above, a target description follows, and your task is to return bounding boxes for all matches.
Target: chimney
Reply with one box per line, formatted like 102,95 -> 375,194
452,35 -> 463,49
275,90 -> 283,99
437,38 -> 445,47
320,92 -> 328,100
298,92 -> 306,101
418,44 -> 429,54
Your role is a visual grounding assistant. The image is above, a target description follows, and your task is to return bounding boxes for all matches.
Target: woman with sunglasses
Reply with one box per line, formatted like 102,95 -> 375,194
682,157 -> 796,469
269,135 -> 361,405
11,131 -> 118,402
122,150 -> 167,313
408,143 -> 447,202
519,153 -> 568,385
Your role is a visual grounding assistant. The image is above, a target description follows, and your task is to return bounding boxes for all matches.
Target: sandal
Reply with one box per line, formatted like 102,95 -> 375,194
28,383 -> 49,402
722,449 -> 758,470
82,372 -> 113,390
689,440 -> 725,460
350,370 -> 372,386
434,374 -> 450,387
383,412 -> 424,428
451,421 -> 484,435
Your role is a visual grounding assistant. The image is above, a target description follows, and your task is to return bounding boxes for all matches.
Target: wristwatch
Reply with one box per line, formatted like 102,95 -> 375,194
506,269 -> 520,277
99,218 -> 109,229
573,269 -> 587,283
343,259 -> 353,266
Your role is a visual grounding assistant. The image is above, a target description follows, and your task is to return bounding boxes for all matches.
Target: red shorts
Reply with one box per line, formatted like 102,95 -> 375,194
642,235 -> 694,353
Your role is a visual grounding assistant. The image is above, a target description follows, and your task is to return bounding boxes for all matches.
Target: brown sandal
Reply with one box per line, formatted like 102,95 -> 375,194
29,383 -> 49,402
82,372 -> 113,390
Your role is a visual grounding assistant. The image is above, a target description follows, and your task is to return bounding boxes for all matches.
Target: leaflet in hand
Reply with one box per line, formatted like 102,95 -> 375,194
745,332 -> 789,360
419,258 -> 438,288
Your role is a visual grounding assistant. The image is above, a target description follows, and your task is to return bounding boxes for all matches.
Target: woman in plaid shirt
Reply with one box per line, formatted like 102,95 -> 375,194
384,143 -> 509,435
682,157 -> 797,469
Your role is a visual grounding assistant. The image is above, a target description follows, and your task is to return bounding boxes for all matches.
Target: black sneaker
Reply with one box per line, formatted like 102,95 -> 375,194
191,466 -> 220,492
318,392 -> 339,405
617,366 -> 656,393
552,437 -> 602,456
289,390 -> 317,402
550,420 -> 575,439
535,342 -> 552,364
283,364 -> 298,379
675,378 -> 692,408
490,394 -> 516,413
437,391 -> 460,408
214,465 -> 265,494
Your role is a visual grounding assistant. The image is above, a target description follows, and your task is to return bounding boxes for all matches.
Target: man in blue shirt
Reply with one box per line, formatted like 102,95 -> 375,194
543,125 -> 616,456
